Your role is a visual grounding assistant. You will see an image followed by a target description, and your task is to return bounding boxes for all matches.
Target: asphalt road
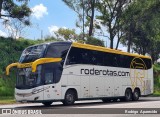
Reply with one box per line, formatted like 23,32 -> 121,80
0,97 -> 160,117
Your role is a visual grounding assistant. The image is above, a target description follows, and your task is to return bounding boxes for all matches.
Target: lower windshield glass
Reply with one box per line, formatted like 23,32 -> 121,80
16,65 -> 42,89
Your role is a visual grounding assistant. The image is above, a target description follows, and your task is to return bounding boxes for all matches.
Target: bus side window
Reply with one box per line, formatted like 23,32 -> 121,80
113,55 -> 117,67
66,47 -> 82,65
144,58 -> 152,69
119,55 -> 126,68
45,71 -> 53,84
81,49 -> 91,64
91,51 -> 104,66
103,53 -> 113,67
61,49 -> 69,66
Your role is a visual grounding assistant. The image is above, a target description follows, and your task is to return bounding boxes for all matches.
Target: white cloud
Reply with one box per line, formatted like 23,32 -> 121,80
48,25 -> 67,36
48,25 -> 59,35
0,30 -> 8,37
32,4 -> 48,19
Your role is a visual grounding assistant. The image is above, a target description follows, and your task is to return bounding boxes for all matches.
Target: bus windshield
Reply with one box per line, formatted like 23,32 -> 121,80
16,65 -> 42,89
19,44 -> 47,63
16,42 -> 71,89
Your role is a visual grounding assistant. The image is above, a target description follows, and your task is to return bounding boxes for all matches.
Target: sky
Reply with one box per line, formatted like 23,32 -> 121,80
0,0 -> 127,51
0,1 -> 77,39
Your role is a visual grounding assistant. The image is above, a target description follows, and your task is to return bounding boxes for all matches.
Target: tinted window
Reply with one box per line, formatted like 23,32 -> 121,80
112,54 -> 120,67
66,47 -> 152,69
45,43 -> 70,60
91,51 -> 104,66
66,47 -> 104,65
118,55 -> 133,68
143,58 -> 152,69
103,52 -> 113,66
66,47 -> 82,64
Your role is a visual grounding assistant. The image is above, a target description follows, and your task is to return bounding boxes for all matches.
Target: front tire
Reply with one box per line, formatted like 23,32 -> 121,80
124,89 -> 132,101
42,102 -> 53,106
63,90 -> 76,106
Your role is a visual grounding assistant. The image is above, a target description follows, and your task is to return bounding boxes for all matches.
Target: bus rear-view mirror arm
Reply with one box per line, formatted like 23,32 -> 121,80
6,62 -> 19,75
31,58 -> 62,72
6,58 -> 62,75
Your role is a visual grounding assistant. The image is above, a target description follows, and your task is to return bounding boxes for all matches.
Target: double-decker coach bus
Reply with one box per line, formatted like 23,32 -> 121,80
6,42 -> 153,106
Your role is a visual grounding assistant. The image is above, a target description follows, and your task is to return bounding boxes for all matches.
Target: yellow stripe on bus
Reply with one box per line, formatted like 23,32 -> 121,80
72,42 -> 151,59
32,58 -> 62,72
6,62 -> 19,75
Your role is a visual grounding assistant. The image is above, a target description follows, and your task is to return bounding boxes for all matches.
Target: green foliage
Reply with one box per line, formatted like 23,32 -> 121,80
44,36 -> 59,42
153,63 -> 160,95
53,28 -> 105,47
0,0 -> 31,25
55,28 -> 77,41
96,0 -> 129,49
86,36 -> 105,47
0,37 -> 40,96
120,0 -> 160,62
62,0 -> 96,36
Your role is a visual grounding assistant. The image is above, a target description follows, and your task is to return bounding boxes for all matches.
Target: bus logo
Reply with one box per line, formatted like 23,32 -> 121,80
130,58 -> 147,92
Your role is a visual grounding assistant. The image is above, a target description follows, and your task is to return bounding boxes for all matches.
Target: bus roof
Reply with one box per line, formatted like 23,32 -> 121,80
25,41 -> 71,49
72,42 -> 151,59
24,41 -> 151,59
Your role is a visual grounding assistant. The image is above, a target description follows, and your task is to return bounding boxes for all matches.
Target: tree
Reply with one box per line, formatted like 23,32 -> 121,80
96,0 -> 130,49
4,18 -> 28,39
86,36 -> 104,47
62,0 -> 84,39
0,0 -> 31,25
44,35 -> 59,42
84,0 -> 96,36
121,0 -> 160,62
62,0 -> 96,37
54,28 -> 78,41
120,0 -> 148,53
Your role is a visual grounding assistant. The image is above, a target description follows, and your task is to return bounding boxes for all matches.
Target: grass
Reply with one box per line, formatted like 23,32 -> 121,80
152,93 -> 160,96
0,96 -> 16,105
153,63 -> 160,96
153,88 -> 160,96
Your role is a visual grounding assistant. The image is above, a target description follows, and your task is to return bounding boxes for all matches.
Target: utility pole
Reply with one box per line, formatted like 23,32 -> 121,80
106,40 -> 107,47
82,0 -> 85,40
41,30 -> 43,40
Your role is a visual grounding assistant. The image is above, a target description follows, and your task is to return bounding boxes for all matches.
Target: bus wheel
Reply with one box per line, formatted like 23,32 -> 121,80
42,102 -> 53,106
63,90 -> 76,106
125,89 -> 132,101
132,89 -> 140,101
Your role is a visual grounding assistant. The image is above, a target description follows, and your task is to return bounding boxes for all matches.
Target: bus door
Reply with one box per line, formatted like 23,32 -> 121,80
43,63 -> 62,100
